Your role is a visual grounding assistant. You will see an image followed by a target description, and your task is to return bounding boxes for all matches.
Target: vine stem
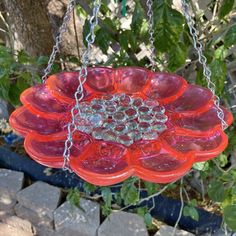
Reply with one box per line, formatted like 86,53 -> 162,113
172,178 -> 184,236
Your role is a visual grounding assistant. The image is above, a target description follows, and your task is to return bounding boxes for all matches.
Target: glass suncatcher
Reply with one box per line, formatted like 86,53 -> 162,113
10,0 -> 233,186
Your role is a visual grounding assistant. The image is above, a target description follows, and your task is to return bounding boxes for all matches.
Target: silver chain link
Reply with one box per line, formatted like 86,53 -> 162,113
62,0 -> 101,171
41,0 -> 76,83
146,0 -> 156,71
181,0 -> 228,130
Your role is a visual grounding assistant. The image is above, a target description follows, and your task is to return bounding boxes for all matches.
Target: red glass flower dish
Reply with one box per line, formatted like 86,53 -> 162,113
9,67 -> 233,186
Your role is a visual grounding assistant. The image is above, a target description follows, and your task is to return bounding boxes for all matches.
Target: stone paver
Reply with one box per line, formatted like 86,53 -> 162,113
35,226 -> 58,236
154,225 -> 194,236
54,199 -> 100,236
0,169 -> 24,211
98,211 -> 148,236
14,203 -> 53,228
0,223 -> 34,236
16,181 -> 61,221
0,209 -> 15,221
1,215 -> 35,234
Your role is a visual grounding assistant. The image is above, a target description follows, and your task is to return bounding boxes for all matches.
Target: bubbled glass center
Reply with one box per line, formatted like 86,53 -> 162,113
76,94 -> 168,146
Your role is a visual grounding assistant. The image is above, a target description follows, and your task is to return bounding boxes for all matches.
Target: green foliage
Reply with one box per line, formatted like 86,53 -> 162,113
218,0 -> 235,19
120,177 -> 139,205
137,207 -> 153,228
144,212 -> 153,227
208,180 -> 225,202
0,46 -> 46,106
153,0 -> 185,53
224,25 -> 236,48
101,187 -> 112,216
183,199 -> 199,221
144,181 -> 159,195
223,205 -> 236,231
83,182 -> 97,195
192,162 -> 209,171
67,188 -> 81,208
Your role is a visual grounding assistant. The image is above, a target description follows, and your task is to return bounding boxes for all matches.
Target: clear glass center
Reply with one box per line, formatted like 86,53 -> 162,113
76,94 -> 168,146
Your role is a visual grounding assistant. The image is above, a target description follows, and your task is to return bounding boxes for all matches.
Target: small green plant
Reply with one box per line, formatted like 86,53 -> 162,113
67,188 -> 81,208
0,46 -> 47,106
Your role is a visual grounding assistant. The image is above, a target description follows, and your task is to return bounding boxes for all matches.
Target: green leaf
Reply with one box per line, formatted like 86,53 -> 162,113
0,75 -> 10,101
67,188 -> 81,208
8,83 -> 21,106
189,199 -> 197,207
231,186 -> 236,195
119,30 -> 138,52
83,182 -> 97,194
101,204 -> 112,216
36,56 -> 49,66
96,28 -> 112,53
137,207 -> 148,217
224,25 -> 236,47
153,0 -> 184,52
131,2 -> 145,35
17,50 -> 33,64
167,42 -> 188,72
144,212 -> 153,227
208,181 -> 225,202
219,0 -> 234,19
223,204 -> 236,231
214,45 -> 228,60
209,59 -> 227,95
76,5 -> 87,19
121,179 -> 139,205
144,182 -> 159,195
183,206 -> 199,221
217,154 -> 228,167
193,162 -> 209,171
101,187 -> 112,207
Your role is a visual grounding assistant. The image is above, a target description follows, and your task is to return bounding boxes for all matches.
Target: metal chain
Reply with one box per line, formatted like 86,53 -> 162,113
41,0 -> 76,83
63,0 -> 101,171
181,0 -> 228,130
146,0 -> 156,71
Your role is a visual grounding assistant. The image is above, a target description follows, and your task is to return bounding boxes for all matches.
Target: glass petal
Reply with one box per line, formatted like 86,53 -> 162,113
86,67 -> 115,92
162,129 -> 228,161
116,67 -> 149,93
171,106 -> 233,132
20,85 -> 70,118
144,72 -> 187,103
25,132 -> 92,164
9,107 -> 65,136
130,141 -> 194,183
165,85 -> 212,115
46,72 -> 92,103
70,141 -> 131,186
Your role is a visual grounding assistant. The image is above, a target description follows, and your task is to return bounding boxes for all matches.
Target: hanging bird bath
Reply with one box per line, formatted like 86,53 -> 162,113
9,67 -> 233,186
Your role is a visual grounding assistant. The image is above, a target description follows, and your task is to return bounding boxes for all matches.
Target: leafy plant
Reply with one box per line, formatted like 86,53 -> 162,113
0,46 -> 47,106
